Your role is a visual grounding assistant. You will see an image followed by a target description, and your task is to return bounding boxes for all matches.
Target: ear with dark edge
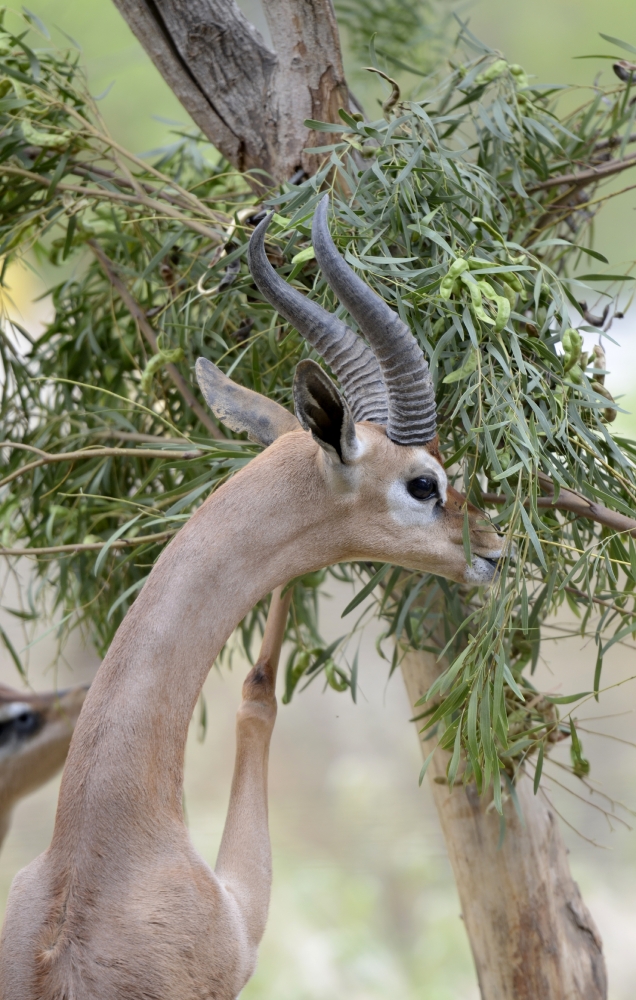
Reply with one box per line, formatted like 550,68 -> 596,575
196,358 -> 300,446
293,359 -> 358,463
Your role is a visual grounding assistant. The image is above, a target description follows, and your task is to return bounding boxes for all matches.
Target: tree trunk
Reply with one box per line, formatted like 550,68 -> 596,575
400,649 -> 607,1000
110,0 -> 349,187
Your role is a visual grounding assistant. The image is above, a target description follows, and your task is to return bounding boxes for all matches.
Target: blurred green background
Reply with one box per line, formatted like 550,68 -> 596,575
1,2 -> 635,998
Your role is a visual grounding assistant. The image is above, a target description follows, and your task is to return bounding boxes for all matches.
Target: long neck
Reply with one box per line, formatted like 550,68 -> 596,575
52,435 -> 343,854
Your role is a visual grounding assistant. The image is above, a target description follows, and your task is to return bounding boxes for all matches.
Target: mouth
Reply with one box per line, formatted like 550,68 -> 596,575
465,552 -> 504,584
482,556 -> 500,570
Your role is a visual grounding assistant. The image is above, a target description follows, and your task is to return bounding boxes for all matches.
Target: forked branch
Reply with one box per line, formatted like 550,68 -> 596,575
482,471 -> 636,537
528,150 -> 636,192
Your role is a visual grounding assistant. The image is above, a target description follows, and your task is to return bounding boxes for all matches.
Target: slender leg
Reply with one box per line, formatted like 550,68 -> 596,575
215,586 -> 292,949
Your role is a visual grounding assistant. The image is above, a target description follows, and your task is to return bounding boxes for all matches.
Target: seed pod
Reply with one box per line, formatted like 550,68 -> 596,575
561,328 -> 582,373
19,121 -> 71,149
282,650 -> 311,704
443,348 -> 479,384
591,381 -> 617,423
499,271 -> 524,294
475,58 -> 508,87
439,258 -> 469,299
493,295 -> 511,334
325,659 -> 349,692
591,343 -> 606,385
460,273 -> 491,324
509,64 -> 529,89
140,347 -> 185,394
477,279 -> 510,331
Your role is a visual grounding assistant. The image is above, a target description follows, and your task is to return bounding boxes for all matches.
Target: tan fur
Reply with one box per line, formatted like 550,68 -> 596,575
0,684 -> 87,848
0,424 -> 501,999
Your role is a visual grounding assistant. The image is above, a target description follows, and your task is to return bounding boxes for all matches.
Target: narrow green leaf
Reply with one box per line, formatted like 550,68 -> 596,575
62,212 -> 77,260
350,646 -> 359,703
544,691 -> 591,704
534,743 -> 544,794
394,577 -> 426,640
593,645 -> 603,702
629,537 -> 636,582
493,770 -> 503,814
448,718 -> 463,787
0,624 -> 25,678
575,273 -> 635,282
584,483 -> 636,519
462,507 -> 472,567
107,576 -> 147,622
304,118 -> 351,132
521,578 -> 529,634
305,636 -> 345,676
23,7 -> 51,38
418,746 -> 436,786
599,33 -> 636,56
519,505 -> 547,570
341,563 -> 389,617
503,663 -> 525,702
421,643 -> 472,703
141,229 -> 182,281
503,773 -> 525,825
419,682 -> 470,735
94,514 -> 141,577
467,682 -> 480,761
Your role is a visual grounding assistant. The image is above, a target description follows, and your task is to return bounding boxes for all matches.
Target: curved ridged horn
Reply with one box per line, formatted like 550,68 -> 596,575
248,214 -> 388,425
312,195 -> 437,446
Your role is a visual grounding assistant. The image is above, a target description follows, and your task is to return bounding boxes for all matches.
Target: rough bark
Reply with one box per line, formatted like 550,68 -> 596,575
401,649 -> 607,1000
110,0 -> 349,187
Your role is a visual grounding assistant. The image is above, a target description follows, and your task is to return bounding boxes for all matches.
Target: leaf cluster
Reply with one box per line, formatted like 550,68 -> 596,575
1,13 -> 636,804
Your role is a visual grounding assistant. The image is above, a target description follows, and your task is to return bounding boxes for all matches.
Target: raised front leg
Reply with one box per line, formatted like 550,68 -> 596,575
214,586 -> 291,952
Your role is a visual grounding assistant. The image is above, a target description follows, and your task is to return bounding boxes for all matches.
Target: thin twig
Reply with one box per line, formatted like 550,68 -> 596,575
542,766 -> 632,830
88,430 -> 200,446
593,132 -> 636,152
0,445 -> 203,490
539,788 -> 607,848
35,95 -> 225,222
481,471 -> 636,537
87,241 -> 223,439
67,161 -> 211,218
0,530 -> 176,557
563,585 -> 632,617
576,726 -> 636,750
527,150 -> 636,192
0,165 -> 224,244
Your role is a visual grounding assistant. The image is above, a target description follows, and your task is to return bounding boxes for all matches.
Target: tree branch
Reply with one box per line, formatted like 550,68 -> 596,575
0,165 -> 224,244
481,472 -> 636,537
593,132 -> 636,152
0,530 -> 177,558
88,241 -> 223,439
0,445 -> 203,490
528,150 -> 636,192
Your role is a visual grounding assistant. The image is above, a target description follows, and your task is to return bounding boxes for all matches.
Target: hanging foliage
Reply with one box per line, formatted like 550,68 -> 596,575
1,9 -> 636,806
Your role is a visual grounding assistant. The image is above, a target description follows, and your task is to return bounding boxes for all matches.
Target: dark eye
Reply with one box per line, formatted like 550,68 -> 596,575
0,710 -> 42,747
14,711 -> 41,737
407,477 -> 438,501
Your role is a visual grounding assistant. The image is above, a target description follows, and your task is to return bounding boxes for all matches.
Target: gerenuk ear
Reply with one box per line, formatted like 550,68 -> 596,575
196,358 -> 300,446
293,359 -> 358,463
